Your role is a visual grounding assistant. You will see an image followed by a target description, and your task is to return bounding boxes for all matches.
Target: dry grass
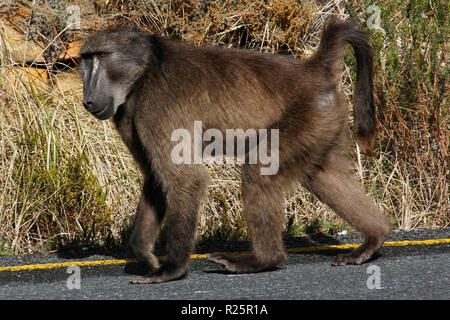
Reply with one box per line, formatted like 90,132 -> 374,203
0,62 -> 141,253
0,0 -> 448,254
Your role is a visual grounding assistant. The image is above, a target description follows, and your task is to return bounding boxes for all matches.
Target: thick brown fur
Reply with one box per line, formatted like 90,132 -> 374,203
80,18 -> 391,284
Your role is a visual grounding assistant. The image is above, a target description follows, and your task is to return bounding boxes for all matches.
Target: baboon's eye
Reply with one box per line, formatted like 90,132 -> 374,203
98,52 -> 107,58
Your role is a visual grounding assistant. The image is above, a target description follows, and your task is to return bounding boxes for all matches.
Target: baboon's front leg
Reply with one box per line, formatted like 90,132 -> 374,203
131,208 -> 199,284
131,167 -> 209,284
129,178 -> 166,276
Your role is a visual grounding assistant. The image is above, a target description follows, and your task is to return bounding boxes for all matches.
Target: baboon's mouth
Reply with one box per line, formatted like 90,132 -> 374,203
91,106 -> 108,116
91,99 -> 112,117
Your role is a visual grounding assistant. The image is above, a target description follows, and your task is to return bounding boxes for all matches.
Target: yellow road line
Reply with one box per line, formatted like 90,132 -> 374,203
0,238 -> 448,272
288,238 -> 450,254
0,259 -> 138,272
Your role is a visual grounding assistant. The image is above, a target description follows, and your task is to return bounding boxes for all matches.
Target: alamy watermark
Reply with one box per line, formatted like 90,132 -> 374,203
66,265 -> 81,290
366,5 -> 385,33
366,265 -> 382,289
171,121 -> 279,175
66,5 -> 81,30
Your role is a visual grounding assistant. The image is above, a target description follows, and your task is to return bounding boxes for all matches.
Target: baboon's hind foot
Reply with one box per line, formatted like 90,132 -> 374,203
332,235 -> 387,266
207,252 -> 285,273
130,263 -> 187,284
305,163 -> 391,267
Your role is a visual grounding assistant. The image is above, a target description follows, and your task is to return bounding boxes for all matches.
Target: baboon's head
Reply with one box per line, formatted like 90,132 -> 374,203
79,27 -> 160,120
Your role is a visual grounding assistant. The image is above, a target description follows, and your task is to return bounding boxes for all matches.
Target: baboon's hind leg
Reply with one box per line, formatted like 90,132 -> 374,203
305,163 -> 391,265
208,165 -> 287,273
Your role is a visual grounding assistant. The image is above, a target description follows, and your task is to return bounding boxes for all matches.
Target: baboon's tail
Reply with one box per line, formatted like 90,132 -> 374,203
309,18 -> 376,156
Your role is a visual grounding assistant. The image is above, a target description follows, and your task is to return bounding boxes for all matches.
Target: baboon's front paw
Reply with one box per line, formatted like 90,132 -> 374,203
129,264 -> 186,284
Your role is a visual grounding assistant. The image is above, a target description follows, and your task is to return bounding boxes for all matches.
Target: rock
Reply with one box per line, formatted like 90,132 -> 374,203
1,24 -> 46,64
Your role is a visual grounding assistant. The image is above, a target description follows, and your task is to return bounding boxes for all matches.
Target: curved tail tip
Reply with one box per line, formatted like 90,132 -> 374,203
356,134 -> 376,157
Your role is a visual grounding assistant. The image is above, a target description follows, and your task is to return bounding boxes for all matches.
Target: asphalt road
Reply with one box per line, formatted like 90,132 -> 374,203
0,229 -> 448,301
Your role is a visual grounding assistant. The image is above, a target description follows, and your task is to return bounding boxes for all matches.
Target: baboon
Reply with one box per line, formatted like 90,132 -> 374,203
79,18 -> 391,284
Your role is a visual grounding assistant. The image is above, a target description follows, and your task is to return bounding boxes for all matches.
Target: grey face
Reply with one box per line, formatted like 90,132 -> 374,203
80,52 -> 118,120
79,28 -> 156,120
